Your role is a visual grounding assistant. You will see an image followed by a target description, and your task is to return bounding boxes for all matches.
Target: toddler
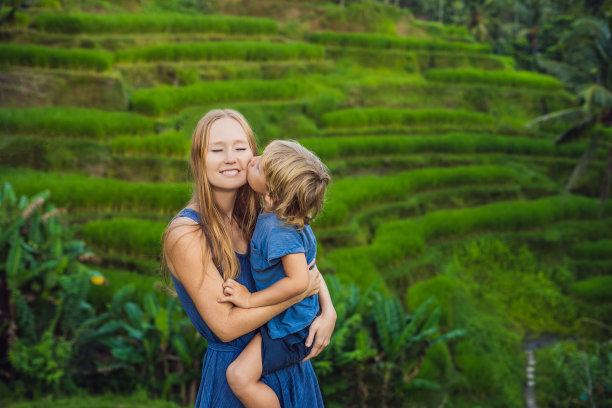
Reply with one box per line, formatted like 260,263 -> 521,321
218,140 -> 330,408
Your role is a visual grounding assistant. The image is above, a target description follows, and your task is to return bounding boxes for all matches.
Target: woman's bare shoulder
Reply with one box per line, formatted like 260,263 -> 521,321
164,216 -> 208,272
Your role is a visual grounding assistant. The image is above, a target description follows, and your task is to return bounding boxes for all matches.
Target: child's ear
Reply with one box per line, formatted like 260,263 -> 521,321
264,192 -> 275,206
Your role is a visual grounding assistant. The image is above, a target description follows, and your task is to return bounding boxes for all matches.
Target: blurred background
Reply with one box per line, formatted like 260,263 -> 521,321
1,0 -> 611,407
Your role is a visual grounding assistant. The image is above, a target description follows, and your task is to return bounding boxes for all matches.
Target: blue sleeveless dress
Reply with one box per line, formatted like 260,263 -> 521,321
170,209 -> 325,408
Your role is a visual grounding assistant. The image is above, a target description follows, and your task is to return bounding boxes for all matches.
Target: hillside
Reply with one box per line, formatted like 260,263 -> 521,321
1,1 -> 611,407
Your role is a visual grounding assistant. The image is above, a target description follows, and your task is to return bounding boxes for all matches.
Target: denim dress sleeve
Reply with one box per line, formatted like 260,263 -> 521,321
169,209 -> 325,408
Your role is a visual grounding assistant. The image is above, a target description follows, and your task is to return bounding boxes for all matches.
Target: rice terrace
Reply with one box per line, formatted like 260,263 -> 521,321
1,1 -> 611,407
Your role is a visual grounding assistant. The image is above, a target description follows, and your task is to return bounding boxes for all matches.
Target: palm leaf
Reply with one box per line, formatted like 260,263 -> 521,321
580,84 -> 612,111
526,107 -> 587,129
564,136 -> 600,195
599,146 -> 612,216
554,115 -> 596,145
573,18 -> 612,65
536,57 -> 592,88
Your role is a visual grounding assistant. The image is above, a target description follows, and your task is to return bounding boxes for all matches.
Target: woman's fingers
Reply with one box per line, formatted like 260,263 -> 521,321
302,312 -> 335,362
303,321 -> 326,361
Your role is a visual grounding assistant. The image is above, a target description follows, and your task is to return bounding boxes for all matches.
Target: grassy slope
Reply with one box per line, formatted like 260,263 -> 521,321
2,2 -> 609,407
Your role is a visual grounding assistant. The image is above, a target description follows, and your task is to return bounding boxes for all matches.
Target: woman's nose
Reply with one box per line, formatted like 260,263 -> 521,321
224,150 -> 236,163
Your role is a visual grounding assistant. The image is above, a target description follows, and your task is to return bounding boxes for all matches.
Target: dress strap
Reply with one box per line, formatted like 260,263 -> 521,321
177,208 -> 200,223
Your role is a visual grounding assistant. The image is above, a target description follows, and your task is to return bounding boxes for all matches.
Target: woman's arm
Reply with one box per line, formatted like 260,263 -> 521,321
303,274 -> 337,361
218,252 -> 309,309
165,222 -> 319,342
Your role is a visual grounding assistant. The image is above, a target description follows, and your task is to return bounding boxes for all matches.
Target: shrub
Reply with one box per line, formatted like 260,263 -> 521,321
115,42 -> 324,63
0,44 -> 113,71
320,109 -> 496,128
448,239 -> 578,334
34,12 -> 278,35
1,184 -> 100,396
87,268 -> 163,311
131,79 -> 310,116
535,342 -> 612,408
0,107 -> 155,138
406,275 -> 524,407
424,68 -> 562,89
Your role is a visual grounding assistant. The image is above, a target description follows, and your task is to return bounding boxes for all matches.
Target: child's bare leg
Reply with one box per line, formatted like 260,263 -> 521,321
226,333 -> 280,408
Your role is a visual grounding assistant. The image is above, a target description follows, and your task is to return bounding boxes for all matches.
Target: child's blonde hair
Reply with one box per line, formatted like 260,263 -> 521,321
261,140 -> 330,230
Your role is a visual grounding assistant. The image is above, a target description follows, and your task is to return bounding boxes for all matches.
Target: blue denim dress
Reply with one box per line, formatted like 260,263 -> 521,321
170,209 -> 325,407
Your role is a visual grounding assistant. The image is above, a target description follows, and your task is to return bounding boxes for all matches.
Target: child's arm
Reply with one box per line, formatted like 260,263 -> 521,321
219,252 -> 310,309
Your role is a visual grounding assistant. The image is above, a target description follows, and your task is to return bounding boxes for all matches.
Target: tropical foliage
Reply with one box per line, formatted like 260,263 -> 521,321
528,17 -> 612,211
2,1 -> 612,407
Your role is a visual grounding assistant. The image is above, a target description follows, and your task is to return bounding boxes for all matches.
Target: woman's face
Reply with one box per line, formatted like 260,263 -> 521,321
205,117 -> 253,192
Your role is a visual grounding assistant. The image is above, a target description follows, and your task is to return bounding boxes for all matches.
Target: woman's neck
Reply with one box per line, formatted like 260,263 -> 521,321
212,189 -> 238,222
188,190 -> 237,221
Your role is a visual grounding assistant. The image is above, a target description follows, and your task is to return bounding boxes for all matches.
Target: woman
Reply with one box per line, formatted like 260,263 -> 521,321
162,109 -> 336,407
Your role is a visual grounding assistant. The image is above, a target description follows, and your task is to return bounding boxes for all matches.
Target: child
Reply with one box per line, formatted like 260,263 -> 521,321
217,140 -> 331,408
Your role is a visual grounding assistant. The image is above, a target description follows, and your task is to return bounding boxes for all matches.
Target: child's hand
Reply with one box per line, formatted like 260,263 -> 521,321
217,279 -> 253,308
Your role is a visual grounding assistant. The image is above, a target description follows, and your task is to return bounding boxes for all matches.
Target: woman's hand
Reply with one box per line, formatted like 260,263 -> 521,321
302,306 -> 337,362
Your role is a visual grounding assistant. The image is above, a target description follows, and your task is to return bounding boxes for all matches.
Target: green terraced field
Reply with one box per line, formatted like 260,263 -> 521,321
2,4 -> 609,408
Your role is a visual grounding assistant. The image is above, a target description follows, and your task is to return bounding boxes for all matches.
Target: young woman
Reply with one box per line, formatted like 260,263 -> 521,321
162,109 -> 336,407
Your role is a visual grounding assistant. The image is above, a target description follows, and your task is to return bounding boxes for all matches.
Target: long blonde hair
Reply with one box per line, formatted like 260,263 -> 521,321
161,109 -> 260,283
261,140 -> 330,230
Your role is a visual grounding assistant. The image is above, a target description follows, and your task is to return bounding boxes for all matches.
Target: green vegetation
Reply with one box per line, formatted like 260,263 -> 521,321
115,41 -> 324,63
568,276 -> 612,302
131,78 -> 310,116
535,342 -> 612,408
82,218 -> 167,258
319,166 -> 519,226
570,239 -> 612,260
109,131 -> 189,157
0,107 -> 155,138
310,31 -> 491,53
300,133 -> 586,160
6,394 -> 182,408
0,168 -> 189,212
328,196 -> 612,289
34,12 -> 278,34
321,108 -> 496,128
4,1 -> 611,406
424,68 -> 562,88
0,44 -> 113,71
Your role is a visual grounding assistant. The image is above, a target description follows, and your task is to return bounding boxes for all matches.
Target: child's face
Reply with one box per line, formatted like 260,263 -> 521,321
247,155 -> 267,195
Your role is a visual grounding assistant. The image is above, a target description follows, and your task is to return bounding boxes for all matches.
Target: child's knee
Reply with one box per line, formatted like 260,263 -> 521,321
226,361 -> 251,393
